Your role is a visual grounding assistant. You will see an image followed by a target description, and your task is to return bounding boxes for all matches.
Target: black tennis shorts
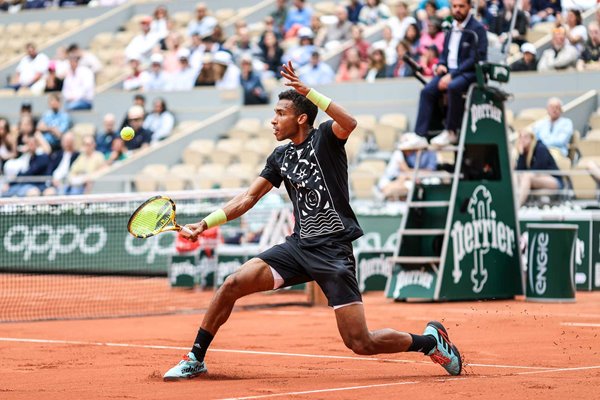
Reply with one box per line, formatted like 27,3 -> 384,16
257,235 -> 362,307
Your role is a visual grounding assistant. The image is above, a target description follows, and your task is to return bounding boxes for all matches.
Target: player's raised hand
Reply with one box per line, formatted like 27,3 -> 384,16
281,61 -> 309,96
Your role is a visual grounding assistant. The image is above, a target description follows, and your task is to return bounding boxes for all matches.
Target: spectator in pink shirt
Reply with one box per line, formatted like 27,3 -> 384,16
418,18 -> 444,56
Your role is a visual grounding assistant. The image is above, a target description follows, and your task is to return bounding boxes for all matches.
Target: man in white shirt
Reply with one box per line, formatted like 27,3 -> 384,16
166,48 -> 198,91
125,15 -> 161,64
187,2 -> 218,38
142,53 -> 168,92
412,0 -> 487,148
387,1 -> 417,41
9,43 -> 49,92
62,52 -> 95,111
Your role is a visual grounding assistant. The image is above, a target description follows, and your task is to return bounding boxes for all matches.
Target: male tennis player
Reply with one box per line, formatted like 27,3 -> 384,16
163,61 -> 462,380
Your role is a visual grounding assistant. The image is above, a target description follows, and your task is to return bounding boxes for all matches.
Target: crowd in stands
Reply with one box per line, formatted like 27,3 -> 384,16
0,92 -> 175,197
0,0 -> 126,12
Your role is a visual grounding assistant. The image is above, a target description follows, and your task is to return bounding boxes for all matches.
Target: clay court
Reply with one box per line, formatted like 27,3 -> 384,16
1,290 -> 598,400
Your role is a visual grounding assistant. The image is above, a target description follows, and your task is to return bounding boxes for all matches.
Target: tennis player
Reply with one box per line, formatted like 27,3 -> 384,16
163,61 -> 461,380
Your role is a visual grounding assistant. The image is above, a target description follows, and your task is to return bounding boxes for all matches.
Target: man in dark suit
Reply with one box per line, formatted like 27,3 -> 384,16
42,132 -> 80,196
413,0 -> 488,148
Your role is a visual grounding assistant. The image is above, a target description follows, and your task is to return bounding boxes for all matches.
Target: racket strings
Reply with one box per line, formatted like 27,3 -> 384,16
129,198 -> 175,237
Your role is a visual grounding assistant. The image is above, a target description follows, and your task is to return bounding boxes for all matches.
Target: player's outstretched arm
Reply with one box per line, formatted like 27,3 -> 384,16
184,177 -> 273,240
281,61 -> 357,140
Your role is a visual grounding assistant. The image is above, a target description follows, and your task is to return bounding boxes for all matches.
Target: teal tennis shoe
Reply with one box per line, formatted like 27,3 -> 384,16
423,321 -> 462,376
163,352 -> 207,381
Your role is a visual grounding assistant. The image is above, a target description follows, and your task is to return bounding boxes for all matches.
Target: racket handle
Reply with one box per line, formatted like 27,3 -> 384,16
180,226 -> 194,236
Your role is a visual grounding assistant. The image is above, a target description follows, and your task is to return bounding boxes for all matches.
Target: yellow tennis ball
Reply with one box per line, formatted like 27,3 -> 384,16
120,126 -> 135,141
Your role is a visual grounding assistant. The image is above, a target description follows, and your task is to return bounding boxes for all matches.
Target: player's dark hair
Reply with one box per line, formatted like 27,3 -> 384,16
278,89 -> 318,126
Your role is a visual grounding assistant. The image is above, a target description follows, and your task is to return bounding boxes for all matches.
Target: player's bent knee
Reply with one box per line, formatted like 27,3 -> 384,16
344,337 -> 374,355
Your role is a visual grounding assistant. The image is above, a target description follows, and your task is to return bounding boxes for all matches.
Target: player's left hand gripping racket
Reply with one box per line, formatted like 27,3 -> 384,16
127,195 -> 193,239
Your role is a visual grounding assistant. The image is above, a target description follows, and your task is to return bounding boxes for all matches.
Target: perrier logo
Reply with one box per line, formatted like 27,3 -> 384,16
450,185 -> 516,293
470,102 -> 502,133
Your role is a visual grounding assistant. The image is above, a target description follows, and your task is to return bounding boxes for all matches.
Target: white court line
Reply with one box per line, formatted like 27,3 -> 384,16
561,322 -> 600,328
0,337 -> 556,371
517,365 -> 600,375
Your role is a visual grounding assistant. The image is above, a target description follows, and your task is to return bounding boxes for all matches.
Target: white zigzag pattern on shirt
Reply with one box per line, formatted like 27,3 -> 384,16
300,208 -> 344,238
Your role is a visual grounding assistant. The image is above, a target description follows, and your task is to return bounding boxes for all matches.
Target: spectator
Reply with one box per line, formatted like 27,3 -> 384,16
0,118 -> 16,172
124,105 -> 152,151
532,97 -> 573,160
403,23 -> 421,59
284,0 -> 313,34
417,0 -> 451,29
386,41 -> 414,78
105,137 -> 128,167
62,51 -> 95,111
298,51 -> 335,86
346,0 -> 364,24
96,113 -> 118,156
1,135 -> 49,198
537,27 -> 579,71
8,43 -> 49,93
319,6 -> 353,49
373,26 -> 399,66
213,51 -> 241,90
162,32 -> 185,74
225,27 -> 260,64
489,0 -> 528,47
562,9 -> 588,53
579,21 -> 600,68
358,0 -> 391,25
150,4 -> 171,45
195,53 -> 217,87
44,61 -> 64,93
515,128 -> 563,206
143,98 -> 175,143
189,33 -> 205,72
530,0 -> 561,26
376,133 -> 438,200
412,0 -> 488,148
309,14 -> 327,49
258,31 -> 284,78
239,56 -> 270,105
336,48 -> 368,82
365,48 -> 387,82
282,26 -> 316,67
50,46 -> 70,79
271,0 -> 288,35
41,132 -> 79,196
387,1 -> 417,41
125,15 -> 161,63
188,2 -> 218,38
65,135 -> 105,195
143,53 -> 168,91
120,94 -> 147,130
37,93 -> 71,151
348,24 -> 372,62
419,44 -> 440,77
418,18 -> 444,55
512,42 -> 538,72
166,48 -> 197,91
66,43 -> 102,75
122,55 -> 145,91
259,15 -> 283,46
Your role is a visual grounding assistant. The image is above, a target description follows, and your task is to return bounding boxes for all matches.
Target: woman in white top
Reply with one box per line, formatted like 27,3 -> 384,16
563,9 -> 588,53
0,118 -> 16,173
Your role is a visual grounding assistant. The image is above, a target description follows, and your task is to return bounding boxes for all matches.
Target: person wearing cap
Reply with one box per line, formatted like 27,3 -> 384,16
282,26 -> 316,67
284,0 -> 313,33
512,43 -> 538,72
125,15 -> 161,64
298,50 -> 335,86
124,105 -> 152,151
166,48 -> 198,91
44,61 -> 64,93
143,53 -> 168,92
188,2 -> 217,38
537,26 -> 578,72
213,51 -> 241,90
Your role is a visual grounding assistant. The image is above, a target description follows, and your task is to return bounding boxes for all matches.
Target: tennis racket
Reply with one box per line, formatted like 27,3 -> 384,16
127,195 -> 193,239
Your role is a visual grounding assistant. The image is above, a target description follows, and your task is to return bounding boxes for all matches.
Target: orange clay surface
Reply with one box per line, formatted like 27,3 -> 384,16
1,291 -> 599,400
